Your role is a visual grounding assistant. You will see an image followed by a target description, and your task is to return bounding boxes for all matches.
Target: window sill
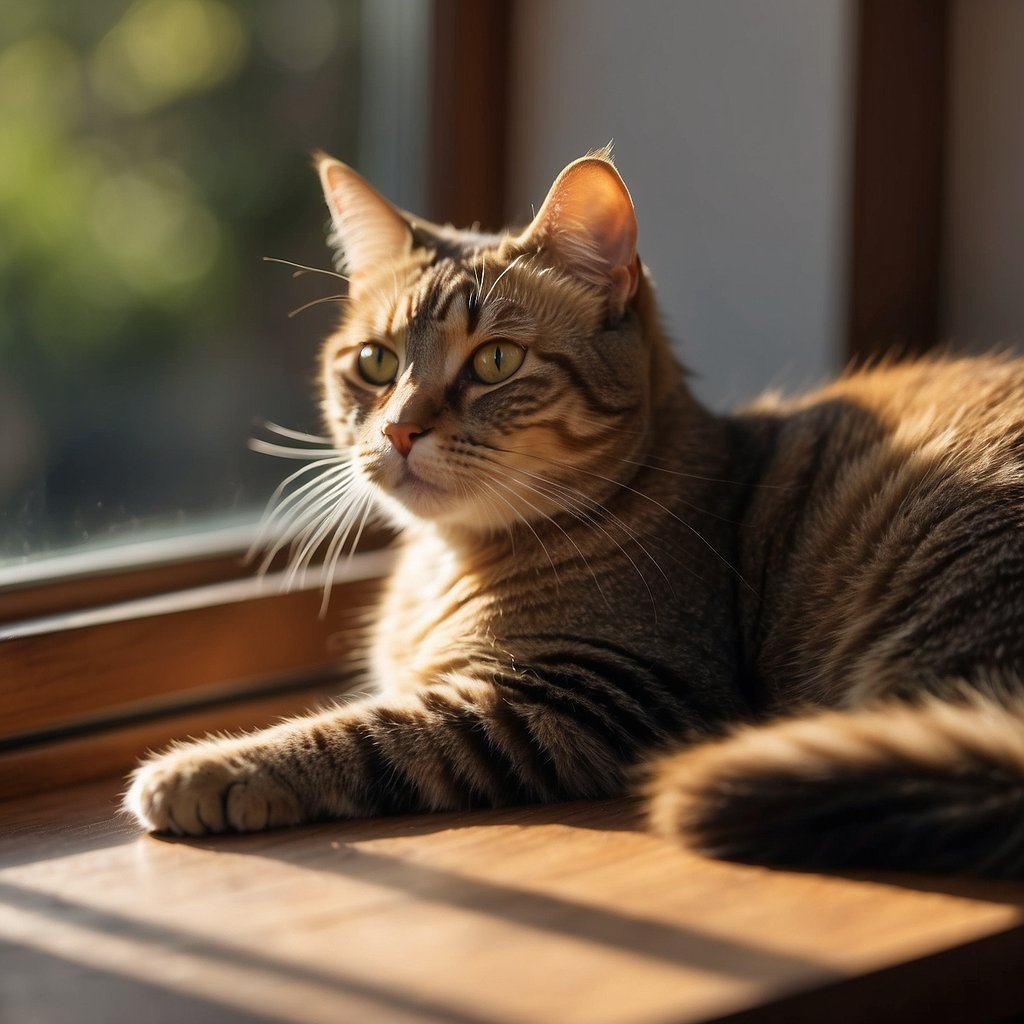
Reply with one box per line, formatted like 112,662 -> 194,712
3,776 -> 1024,1023
0,545 -> 393,791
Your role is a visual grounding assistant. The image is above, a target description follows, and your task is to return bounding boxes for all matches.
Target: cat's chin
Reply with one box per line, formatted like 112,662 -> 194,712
368,451 -> 541,536
375,477 -> 516,537
393,461 -> 446,498
374,468 -> 470,531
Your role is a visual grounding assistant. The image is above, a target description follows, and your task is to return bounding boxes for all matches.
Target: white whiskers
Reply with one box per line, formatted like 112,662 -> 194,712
482,253 -> 527,308
501,445 -> 756,596
248,423 -> 377,616
474,475 -> 567,587
261,421 -> 336,445
473,458 -> 662,617
288,294 -> 348,318
262,256 -> 350,282
504,463 -> 671,594
262,256 -> 352,320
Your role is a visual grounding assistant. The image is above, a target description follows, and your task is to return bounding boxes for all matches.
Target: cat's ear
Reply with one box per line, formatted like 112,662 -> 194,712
520,154 -> 640,318
316,153 -> 412,294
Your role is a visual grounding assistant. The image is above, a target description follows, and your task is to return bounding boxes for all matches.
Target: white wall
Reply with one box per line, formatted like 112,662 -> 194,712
943,0 -> 1024,350
508,0 -> 854,409
360,0 -> 430,214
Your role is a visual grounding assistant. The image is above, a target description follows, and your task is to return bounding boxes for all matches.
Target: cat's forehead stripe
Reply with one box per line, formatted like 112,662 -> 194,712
422,261 -> 470,321
372,251 -> 531,351
427,277 -> 466,325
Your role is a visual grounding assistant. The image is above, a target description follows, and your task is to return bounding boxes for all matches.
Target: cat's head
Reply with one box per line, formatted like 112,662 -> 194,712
316,150 -> 667,536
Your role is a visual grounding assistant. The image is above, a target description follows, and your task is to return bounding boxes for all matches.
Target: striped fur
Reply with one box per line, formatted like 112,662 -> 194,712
647,693 -> 1024,877
127,154 -> 1024,877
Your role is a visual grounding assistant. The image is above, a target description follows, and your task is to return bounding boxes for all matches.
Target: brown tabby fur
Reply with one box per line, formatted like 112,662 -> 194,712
126,151 -> 1024,877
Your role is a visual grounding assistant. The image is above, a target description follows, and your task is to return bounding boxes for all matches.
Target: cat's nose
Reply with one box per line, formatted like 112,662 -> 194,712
383,421 -> 427,458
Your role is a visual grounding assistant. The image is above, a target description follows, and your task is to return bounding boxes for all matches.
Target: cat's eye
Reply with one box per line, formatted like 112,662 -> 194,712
357,343 -> 399,386
471,339 -> 525,385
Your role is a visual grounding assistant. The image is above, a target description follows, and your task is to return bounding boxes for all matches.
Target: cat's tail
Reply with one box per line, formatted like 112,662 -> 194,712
646,693 -> 1024,877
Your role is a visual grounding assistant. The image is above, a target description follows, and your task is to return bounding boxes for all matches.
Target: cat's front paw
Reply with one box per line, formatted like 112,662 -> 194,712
124,746 -> 302,836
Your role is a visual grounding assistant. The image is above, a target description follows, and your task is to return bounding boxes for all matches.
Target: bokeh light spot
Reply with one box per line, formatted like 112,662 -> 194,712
91,0 -> 247,113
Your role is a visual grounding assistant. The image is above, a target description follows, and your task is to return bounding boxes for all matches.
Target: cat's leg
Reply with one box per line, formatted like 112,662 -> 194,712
125,673 -> 678,835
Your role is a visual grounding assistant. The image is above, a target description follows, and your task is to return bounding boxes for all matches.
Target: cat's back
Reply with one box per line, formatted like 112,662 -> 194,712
784,353 -> 1024,445
734,354 -> 1024,707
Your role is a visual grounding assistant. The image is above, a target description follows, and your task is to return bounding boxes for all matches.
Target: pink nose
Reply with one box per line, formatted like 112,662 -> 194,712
383,421 -> 426,458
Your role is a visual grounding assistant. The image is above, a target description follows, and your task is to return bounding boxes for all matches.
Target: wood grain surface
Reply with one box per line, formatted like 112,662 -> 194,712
2,780 -> 1023,1024
0,680 -> 355,801
0,565 -> 385,743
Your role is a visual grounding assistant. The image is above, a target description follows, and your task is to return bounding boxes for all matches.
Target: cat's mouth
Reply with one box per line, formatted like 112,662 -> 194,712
384,459 -> 452,511
395,461 -> 443,493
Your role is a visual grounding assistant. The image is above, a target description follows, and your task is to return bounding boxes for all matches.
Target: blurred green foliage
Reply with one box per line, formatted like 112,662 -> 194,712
0,0 -> 378,555
0,0 -> 360,362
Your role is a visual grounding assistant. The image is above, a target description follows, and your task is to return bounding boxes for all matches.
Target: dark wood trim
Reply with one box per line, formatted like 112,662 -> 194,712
0,680 -> 350,800
0,556 -> 389,745
0,525 -> 395,625
429,0 -> 512,230
712,925 -> 1024,1024
0,548 -> 250,626
847,0 -> 951,363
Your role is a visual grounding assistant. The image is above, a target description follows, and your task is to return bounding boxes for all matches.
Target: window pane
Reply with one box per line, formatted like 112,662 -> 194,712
0,0 -> 425,562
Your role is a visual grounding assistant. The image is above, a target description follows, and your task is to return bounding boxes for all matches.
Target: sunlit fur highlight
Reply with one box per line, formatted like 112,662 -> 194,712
127,153 -> 1024,878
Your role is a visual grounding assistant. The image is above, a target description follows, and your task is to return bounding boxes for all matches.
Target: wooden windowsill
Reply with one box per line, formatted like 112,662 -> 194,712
3,776 -> 1024,1024
0,549 -> 393,761
0,522 -> 265,623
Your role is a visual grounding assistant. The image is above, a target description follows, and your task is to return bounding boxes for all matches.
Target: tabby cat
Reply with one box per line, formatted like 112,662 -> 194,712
126,150 -> 1024,877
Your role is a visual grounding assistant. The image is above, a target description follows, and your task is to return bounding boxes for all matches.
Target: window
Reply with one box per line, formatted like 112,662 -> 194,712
0,0 -> 508,794
0,0 -> 431,562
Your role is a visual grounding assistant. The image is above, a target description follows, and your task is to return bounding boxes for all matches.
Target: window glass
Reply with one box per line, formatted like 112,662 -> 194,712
0,0 -> 424,563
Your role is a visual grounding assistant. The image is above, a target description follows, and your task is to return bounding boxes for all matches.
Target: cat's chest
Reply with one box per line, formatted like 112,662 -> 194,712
370,532 -> 496,693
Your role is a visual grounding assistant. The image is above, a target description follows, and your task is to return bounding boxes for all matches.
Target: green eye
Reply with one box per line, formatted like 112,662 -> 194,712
357,343 -> 399,385
471,339 -> 525,385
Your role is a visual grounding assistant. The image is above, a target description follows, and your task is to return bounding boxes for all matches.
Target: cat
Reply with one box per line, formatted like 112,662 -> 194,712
125,148 -> 1024,878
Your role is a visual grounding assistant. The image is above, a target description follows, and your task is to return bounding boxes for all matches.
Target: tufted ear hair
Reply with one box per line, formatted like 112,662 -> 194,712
518,151 -> 640,318
316,152 -> 412,295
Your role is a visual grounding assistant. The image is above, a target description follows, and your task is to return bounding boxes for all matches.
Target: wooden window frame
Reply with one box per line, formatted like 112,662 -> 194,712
0,2 -> 513,799
847,0 -> 950,363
